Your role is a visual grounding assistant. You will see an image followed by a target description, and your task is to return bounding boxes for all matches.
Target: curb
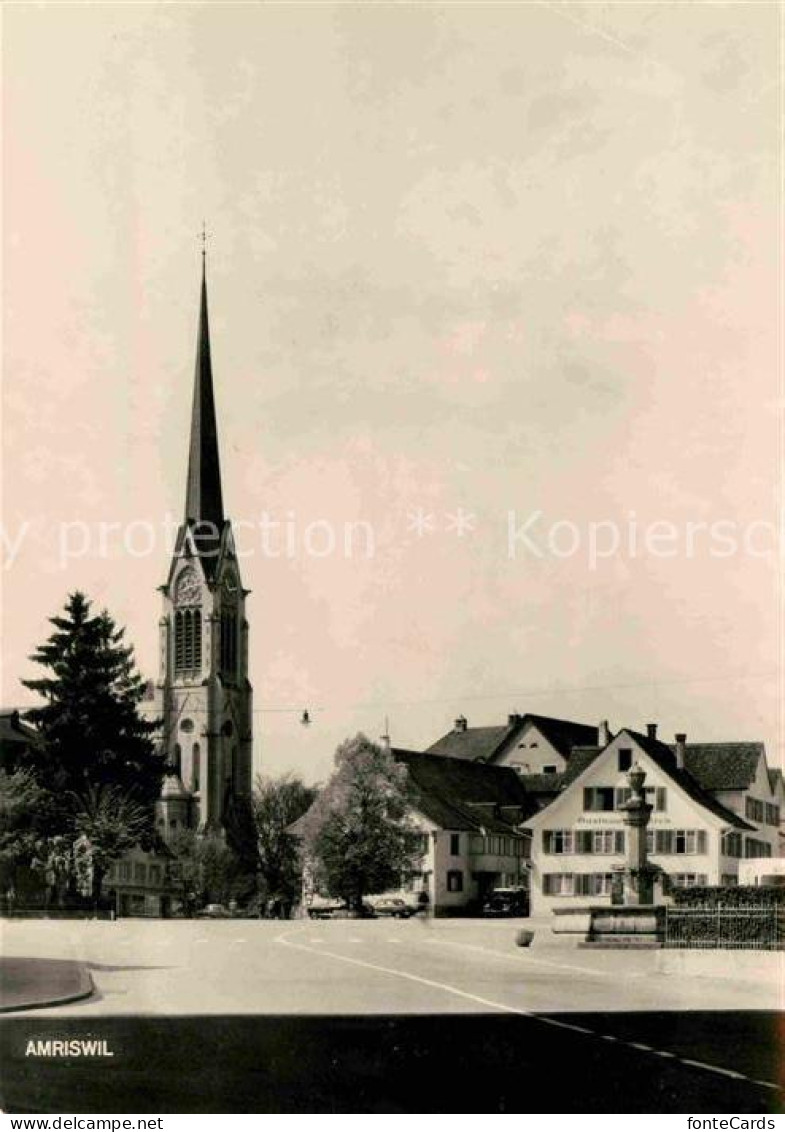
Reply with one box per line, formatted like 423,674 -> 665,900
0,961 -> 95,1014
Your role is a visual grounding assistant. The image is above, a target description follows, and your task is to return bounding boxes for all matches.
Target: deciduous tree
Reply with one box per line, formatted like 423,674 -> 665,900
298,734 -> 423,911
252,773 -> 317,909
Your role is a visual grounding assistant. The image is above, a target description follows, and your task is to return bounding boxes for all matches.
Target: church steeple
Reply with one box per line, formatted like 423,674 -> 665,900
184,254 -> 224,529
156,254 -> 254,844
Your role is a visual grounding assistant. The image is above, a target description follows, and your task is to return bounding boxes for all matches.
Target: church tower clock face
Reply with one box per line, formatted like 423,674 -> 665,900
175,567 -> 201,606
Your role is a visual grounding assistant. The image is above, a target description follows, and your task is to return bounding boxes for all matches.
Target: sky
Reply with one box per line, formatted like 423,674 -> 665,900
2,1 -> 781,785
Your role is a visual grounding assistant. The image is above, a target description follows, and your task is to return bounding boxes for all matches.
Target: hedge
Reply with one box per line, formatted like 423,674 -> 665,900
672,885 -> 785,908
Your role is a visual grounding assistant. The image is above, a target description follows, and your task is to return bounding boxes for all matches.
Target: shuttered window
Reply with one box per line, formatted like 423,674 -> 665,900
614,786 -> 666,811
543,830 -> 573,854
543,874 -> 575,896
651,829 -> 707,856
584,787 -> 615,812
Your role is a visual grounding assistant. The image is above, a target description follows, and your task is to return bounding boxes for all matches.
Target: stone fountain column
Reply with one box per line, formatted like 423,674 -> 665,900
617,763 -> 654,905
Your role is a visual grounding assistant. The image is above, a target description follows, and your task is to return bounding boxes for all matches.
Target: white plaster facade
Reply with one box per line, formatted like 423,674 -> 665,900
526,730 -> 758,914
405,809 -> 528,915
490,720 -> 569,776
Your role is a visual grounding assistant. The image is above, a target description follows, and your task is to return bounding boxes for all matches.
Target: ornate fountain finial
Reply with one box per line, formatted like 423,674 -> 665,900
627,762 -> 646,800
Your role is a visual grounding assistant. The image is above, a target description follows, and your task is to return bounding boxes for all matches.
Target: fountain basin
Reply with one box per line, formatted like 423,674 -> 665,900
553,904 -> 664,948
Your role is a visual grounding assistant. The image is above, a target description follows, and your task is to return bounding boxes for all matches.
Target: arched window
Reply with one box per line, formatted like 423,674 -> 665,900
175,611 -> 185,670
175,609 -> 202,674
173,743 -> 182,775
221,610 -> 237,675
192,743 -> 200,792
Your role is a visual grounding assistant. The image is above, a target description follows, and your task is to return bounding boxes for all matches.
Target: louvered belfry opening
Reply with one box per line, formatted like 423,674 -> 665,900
175,608 -> 202,674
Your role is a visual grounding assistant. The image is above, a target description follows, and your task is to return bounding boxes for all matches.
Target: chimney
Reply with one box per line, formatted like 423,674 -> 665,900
598,720 -> 611,746
508,712 -> 522,727
646,723 -> 658,740
674,733 -> 687,770
454,715 -> 468,733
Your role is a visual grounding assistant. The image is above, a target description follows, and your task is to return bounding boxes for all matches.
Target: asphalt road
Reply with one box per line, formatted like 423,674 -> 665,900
1,918 -> 782,1113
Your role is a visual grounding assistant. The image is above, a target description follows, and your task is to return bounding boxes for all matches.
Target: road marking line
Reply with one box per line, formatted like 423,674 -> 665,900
680,1058 -> 746,1081
428,937 -> 624,979
540,1019 -> 594,1035
274,927 -> 780,1093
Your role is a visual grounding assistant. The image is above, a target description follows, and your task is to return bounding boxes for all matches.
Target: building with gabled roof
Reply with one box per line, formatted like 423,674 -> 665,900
391,749 -> 533,914
425,711 -> 600,774
525,723 -> 781,912
0,709 -> 41,771
290,746 -> 533,916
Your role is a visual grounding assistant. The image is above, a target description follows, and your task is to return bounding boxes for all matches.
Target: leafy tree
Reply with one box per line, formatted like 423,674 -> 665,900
0,768 -> 49,901
70,785 -> 151,909
168,829 -> 255,911
252,773 -> 317,909
21,592 -> 164,825
298,734 -> 423,911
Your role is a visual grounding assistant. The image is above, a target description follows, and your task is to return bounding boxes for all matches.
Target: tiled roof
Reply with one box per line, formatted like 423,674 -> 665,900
425,713 -> 599,763
287,749 -> 533,837
518,772 -> 564,797
394,750 -> 535,833
625,731 -> 753,831
541,734 -> 754,832
524,715 -> 599,757
0,710 -> 40,748
562,747 -> 601,785
425,725 -> 512,762
679,743 -> 764,792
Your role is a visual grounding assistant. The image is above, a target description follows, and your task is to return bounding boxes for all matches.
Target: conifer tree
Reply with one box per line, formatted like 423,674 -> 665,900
21,592 -> 164,829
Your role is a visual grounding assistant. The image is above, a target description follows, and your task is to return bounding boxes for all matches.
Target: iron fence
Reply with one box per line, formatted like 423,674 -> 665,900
663,904 -> 785,950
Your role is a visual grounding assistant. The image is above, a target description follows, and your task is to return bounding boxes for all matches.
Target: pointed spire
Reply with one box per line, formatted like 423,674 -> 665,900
184,250 -> 224,530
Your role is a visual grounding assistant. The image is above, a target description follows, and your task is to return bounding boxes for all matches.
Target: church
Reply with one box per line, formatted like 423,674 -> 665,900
145,256 -> 254,844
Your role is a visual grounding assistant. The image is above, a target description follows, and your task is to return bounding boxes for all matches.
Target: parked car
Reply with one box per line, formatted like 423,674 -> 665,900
481,888 -> 529,918
372,897 -> 416,919
197,903 -> 232,918
308,897 -> 378,919
307,896 -> 349,920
